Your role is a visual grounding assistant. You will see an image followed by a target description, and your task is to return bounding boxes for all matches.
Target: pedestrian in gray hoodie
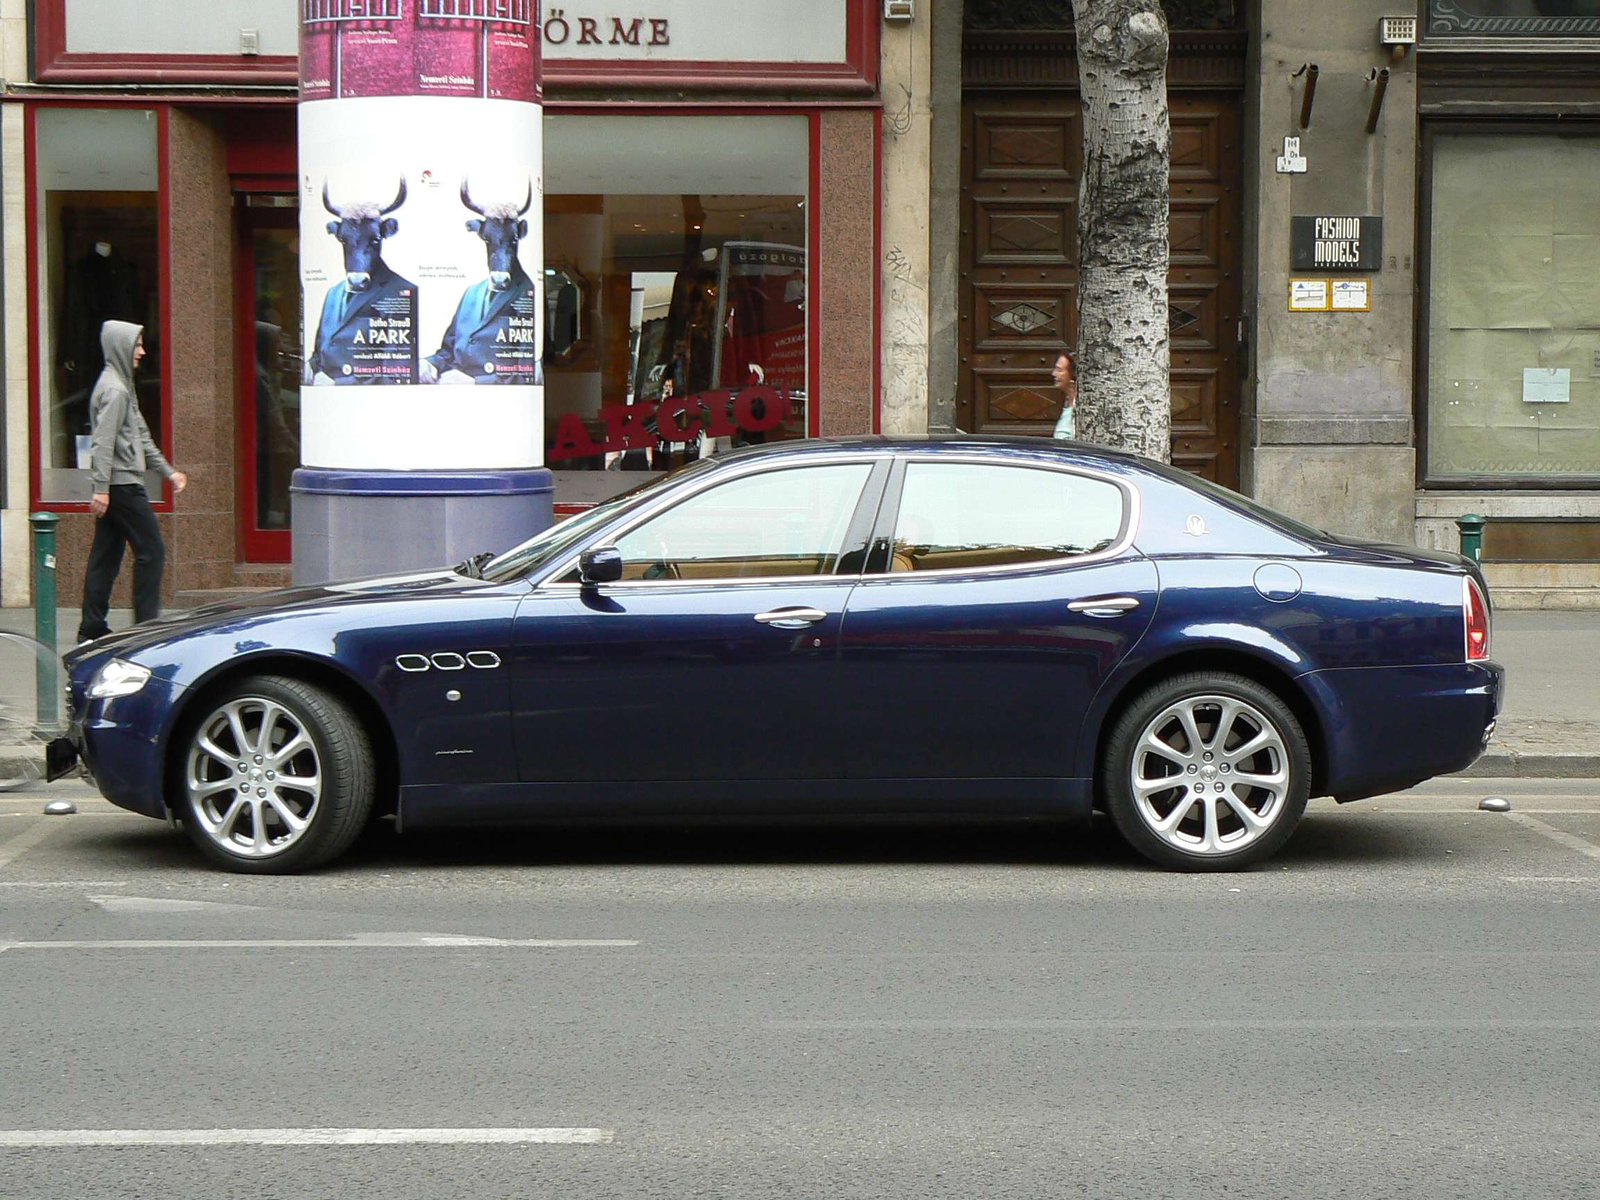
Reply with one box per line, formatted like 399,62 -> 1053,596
77,320 -> 187,642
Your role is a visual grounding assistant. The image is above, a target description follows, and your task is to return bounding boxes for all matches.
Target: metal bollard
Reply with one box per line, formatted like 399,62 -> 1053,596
1456,513 -> 1486,564
29,512 -> 59,731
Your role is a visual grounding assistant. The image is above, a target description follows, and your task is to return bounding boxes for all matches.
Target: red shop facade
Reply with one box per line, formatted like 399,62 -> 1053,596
4,0 -> 882,606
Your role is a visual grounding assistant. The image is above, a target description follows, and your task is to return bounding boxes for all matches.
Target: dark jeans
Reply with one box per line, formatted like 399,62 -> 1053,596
78,483 -> 164,641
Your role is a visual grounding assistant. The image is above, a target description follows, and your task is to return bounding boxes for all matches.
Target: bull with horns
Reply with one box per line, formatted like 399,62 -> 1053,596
421,178 -> 541,386
306,177 -> 419,386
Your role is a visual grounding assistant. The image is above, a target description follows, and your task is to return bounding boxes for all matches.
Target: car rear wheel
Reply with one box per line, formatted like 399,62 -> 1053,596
177,675 -> 374,874
1104,672 -> 1311,871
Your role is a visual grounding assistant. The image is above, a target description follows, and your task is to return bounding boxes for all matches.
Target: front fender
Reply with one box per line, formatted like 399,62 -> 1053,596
123,593 -> 519,790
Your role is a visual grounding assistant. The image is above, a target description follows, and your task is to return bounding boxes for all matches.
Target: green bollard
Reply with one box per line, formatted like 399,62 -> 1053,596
29,512 -> 59,732
1456,513 -> 1486,564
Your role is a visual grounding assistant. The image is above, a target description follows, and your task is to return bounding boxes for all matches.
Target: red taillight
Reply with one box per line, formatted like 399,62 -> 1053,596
1464,577 -> 1490,661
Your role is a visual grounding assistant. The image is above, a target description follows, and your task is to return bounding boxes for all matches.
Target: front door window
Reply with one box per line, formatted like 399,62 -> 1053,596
610,463 -> 874,581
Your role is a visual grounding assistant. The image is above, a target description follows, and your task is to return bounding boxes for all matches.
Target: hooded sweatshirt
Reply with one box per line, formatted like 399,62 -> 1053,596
88,320 -> 174,493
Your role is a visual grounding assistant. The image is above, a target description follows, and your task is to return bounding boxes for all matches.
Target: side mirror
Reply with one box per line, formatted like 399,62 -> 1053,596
578,546 -> 623,586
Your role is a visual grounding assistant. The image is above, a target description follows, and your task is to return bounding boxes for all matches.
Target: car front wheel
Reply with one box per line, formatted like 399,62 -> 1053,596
177,675 -> 374,874
1104,672 -> 1311,871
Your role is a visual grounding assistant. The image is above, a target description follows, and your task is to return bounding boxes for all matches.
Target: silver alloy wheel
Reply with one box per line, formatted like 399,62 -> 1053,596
1129,693 -> 1290,857
185,697 -> 323,859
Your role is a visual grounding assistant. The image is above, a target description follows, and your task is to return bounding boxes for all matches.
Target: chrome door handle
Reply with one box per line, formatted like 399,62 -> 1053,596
754,607 -> 828,629
1068,596 -> 1141,617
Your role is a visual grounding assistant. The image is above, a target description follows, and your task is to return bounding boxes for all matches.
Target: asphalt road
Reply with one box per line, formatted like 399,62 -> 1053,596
1,778 -> 1597,1200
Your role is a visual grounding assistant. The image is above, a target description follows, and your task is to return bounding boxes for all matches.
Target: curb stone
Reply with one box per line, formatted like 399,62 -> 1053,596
0,753 -> 42,783
1456,750 -> 1600,779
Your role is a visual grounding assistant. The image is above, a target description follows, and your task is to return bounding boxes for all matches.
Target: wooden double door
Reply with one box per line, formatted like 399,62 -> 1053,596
957,91 -> 1243,487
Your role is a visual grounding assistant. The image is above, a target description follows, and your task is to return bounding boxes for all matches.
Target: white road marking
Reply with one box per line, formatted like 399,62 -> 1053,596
761,1019 -> 1600,1031
86,894 -> 269,915
0,881 -> 127,888
0,820 -> 62,870
1349,807 -> 1600,815
0,932 -> 637,953
1500,876 -> 1600,883
1505,813 -> 1600,863
0,1127 -> 614,1148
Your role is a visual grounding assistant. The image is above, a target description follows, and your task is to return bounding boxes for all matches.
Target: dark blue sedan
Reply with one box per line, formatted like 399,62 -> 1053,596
57,437 -> 1503,873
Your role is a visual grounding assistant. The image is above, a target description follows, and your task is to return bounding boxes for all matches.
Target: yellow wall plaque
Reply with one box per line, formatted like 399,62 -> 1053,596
1330,278 -> 1371,311
1289,278 -> 1330,311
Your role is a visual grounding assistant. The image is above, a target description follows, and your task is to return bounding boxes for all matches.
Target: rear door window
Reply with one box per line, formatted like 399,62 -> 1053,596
888,462 -> 1126,573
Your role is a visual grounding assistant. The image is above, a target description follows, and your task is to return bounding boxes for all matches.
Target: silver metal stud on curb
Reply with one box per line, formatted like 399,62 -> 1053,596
1479,796 -> 1512,813
43,800 -> 76,815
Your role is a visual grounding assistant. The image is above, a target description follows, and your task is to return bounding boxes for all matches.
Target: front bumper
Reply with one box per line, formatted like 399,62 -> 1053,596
64,674 -> 187,820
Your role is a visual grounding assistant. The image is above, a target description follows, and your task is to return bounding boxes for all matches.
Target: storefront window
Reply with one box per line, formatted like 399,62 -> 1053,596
246,206 -> 303,536
1429,1 -> 1600,38
34,107 -> 163,505
543,114 -> 809,502
1426,132 -> 1600,481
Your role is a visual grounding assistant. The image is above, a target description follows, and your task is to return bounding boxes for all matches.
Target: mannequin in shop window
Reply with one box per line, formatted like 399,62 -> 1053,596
60,239 -> 144,402
631,271 -> 716,471
255,321 -> 301,525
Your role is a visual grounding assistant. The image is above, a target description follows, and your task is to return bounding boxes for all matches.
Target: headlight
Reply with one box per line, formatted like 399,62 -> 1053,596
88,659 -> 152,700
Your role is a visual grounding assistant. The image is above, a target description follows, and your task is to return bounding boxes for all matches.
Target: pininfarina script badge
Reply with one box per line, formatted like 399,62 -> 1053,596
1185,515 -> 1209,537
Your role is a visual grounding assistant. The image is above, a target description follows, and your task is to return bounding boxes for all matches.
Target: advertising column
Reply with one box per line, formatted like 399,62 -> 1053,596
294,1 -> 549,583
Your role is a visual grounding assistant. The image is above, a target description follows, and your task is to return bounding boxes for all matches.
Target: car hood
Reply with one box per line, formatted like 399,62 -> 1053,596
64,568 -> 491,667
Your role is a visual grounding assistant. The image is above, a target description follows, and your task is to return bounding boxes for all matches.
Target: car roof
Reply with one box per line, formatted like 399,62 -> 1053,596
711,434 -> 1149,471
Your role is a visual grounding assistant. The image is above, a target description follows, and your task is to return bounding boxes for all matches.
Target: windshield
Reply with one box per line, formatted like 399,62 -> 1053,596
479,459 -> 716,583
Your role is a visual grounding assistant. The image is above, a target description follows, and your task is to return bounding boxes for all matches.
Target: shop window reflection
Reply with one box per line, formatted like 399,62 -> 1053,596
542,113 -> 810,497
35,107 -> 163,504
545,194 -> 807,477
251,223 -> 303,531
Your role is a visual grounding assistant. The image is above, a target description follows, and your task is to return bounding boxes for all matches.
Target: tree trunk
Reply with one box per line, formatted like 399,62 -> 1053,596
1072,0 -> 1171,463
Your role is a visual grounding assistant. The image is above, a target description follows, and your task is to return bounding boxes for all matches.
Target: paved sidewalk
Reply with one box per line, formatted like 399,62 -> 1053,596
1460,610 -> 1600,778
0,606 -> 1593,778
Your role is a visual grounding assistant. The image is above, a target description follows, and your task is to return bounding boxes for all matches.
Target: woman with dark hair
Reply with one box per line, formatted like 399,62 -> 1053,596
1051,350 -> 1078,440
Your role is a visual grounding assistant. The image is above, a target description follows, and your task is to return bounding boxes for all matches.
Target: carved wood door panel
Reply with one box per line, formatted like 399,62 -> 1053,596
958,91 -> 1242,488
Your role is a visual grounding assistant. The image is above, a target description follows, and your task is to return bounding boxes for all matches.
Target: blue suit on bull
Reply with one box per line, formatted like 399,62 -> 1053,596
309,265 -> 419,386
421,179 -> 541,387
308,177 -> 419,386
423,263 -> 539,385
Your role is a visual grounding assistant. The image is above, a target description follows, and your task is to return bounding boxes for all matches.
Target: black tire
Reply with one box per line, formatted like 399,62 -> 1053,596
1103,671 -> 1312,871
174,674 -> 374,874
